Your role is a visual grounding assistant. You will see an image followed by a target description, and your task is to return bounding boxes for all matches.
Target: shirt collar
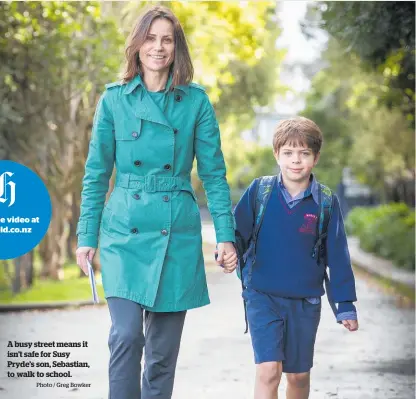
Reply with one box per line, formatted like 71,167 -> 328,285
123,73 -> 189,95
278,172 -> 319,205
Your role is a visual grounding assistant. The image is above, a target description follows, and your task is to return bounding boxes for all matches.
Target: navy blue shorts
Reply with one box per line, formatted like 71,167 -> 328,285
243,287 -> 321,373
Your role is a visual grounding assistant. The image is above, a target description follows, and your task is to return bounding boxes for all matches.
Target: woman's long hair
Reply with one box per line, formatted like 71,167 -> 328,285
121,5 -> 193,88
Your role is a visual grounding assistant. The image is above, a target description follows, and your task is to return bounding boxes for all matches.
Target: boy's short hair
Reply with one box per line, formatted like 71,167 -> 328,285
272,116 -> 323,156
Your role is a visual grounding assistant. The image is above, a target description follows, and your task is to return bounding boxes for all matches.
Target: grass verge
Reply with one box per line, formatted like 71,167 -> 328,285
0,263 -> 106,304
353,264 -> 415,307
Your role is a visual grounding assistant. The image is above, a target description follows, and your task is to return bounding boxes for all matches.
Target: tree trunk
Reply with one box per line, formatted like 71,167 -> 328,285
12,251 -> 33,294
68,191 -> 80,261
39,197 -> 66,280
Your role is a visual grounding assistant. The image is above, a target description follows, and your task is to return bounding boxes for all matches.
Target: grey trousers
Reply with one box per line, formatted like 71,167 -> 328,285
107,297 -> 187,399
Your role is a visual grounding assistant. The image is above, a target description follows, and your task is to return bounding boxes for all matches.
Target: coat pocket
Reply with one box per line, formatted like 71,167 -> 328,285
100,207 -> 113,237
181,187 -> 198,203
181,189 -> 201,229
171,189 -> 201,233
100,207 -> 131,238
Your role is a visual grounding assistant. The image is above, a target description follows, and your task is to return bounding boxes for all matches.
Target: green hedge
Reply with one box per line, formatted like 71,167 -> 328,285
345,203 -> 415,271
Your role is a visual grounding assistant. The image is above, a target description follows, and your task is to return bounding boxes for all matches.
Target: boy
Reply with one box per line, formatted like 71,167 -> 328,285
228,117 -> 358,399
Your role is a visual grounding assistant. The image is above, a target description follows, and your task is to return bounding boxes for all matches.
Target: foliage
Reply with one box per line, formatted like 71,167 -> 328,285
0,1 -> 122,161
346,204 -> 415,270
301,3 -> 415,203
312,1 -> 415,124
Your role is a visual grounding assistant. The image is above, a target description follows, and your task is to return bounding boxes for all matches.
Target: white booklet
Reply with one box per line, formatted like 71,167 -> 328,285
86,258 -> 100,304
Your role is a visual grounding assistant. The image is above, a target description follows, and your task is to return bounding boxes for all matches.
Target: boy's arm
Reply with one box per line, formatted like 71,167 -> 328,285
233,179 -> 258,255
326,195 -> 358,322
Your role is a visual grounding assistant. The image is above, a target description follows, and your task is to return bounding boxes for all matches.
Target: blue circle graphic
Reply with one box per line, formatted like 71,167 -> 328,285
0,161 -> 52,260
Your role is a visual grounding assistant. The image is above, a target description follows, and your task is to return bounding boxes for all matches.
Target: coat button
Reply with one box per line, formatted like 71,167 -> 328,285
175,95 -> 182,102
132,131 -> 138,138
131,228 -> 138,234
164,164 -> 171,170
163,195 -> 169,202
161,229 -> 168,236
133,193 -> 140,200
134,160 -> 142,166
173,128 -> 178,134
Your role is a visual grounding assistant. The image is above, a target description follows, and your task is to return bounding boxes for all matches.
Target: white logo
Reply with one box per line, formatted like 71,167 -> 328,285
0,172 -> 16,207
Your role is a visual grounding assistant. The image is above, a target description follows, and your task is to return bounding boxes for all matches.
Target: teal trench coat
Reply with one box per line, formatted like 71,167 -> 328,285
77,75 -> 235,311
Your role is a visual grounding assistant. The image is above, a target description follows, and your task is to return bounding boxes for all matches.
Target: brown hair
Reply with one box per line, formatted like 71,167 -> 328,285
272,117 -> 323,156
121,5 -> 193,88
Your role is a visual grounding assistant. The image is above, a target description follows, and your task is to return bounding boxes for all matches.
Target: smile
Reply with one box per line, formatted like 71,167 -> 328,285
149,55 -> 165,59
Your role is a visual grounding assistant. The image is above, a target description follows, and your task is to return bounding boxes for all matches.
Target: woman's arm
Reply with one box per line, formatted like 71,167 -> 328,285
194,94 -> 235,244
77,90 -> 115,248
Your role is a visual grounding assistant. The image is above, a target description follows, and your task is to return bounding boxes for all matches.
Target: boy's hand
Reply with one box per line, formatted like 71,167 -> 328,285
216,242 -> 238,273
342,319 -> 359,331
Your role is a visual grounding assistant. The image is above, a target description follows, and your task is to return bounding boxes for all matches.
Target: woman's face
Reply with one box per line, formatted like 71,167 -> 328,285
139,18 -> 175,76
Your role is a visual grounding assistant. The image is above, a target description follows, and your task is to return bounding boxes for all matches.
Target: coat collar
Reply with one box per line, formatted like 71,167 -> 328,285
123,73 -> 189,96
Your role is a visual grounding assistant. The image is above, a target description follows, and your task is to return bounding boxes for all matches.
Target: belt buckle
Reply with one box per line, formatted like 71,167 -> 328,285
145,175 -> 156,193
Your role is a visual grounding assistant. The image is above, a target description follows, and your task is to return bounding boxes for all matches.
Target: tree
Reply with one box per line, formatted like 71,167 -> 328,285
1,1 -> 122,286
303,39 -> 414,204
303,1 -> 415,124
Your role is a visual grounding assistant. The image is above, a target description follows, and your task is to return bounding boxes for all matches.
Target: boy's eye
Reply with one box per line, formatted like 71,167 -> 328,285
283,152 -> 291,156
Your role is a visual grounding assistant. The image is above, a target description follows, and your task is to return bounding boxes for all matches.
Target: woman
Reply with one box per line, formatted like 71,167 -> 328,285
76,5 -> 237,399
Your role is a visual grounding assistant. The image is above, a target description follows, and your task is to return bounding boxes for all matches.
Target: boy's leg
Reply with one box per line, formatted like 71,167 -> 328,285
255,361 -> 283,399
141,310 -> 186,399
107,297 -> 145,399
243,288 -> 286,399
282,298 -> 321,399
286,372 -> 310,399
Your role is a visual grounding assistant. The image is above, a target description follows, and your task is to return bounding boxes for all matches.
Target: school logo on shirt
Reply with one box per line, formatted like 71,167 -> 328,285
299,213 -> 317,235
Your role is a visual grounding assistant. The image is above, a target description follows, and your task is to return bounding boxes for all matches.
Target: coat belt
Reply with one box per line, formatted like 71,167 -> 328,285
115,173 -> 193,193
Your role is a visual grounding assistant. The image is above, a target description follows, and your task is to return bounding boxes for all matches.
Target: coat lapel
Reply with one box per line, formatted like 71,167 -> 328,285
135,91 -> 172,129
124,74 -> 173,129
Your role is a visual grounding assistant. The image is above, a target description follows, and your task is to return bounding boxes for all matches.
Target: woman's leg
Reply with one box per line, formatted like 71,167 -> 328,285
141,310 -> 186,399
107,297 -> 145,399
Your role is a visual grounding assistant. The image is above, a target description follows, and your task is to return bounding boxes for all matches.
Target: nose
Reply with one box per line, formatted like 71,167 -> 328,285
155,40 -> 163,50
292,154 -> 301,163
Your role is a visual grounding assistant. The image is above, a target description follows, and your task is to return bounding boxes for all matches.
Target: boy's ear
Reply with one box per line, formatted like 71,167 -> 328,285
314,152 -> 321,166
273,150 -> 280,164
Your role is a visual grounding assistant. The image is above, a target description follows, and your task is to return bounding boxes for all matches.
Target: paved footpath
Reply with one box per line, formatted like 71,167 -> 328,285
0,222 -> 414,399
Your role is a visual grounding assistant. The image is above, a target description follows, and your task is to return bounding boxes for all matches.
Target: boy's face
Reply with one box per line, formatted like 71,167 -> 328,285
274,143 -> 320,184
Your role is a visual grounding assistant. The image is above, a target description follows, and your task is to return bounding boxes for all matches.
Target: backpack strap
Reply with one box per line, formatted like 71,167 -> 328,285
236,175 -> 276,279
253,176 -> 277,248
312,183 -> 337,317
239,175 -> 276,333
311,183 -> 333,263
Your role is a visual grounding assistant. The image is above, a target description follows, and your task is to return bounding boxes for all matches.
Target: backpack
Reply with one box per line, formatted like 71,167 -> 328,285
235,175 -> 337,333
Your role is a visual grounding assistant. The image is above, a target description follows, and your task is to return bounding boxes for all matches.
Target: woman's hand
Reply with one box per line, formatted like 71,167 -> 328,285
76,247 -> 96,275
